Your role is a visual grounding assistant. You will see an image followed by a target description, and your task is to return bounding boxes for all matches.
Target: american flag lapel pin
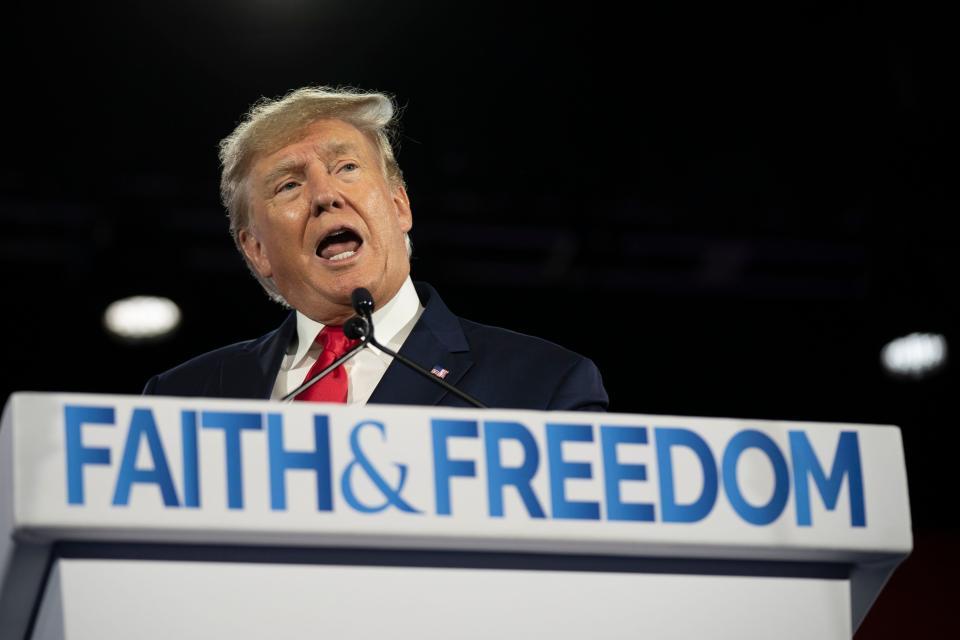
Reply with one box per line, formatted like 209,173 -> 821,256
430,365 -> 450,380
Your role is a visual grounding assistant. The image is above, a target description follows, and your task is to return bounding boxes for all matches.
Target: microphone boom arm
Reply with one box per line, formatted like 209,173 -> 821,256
281,287 -> 487,409
366,335 -> 487,409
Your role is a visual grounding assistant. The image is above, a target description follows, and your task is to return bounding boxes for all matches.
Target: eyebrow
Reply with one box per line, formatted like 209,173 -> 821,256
262,158 -> 305,189
319,141 -> 360,158
261,141 -> 362,188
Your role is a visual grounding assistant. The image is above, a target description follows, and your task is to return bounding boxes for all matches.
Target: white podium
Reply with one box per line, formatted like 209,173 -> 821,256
1,393 -> 911,639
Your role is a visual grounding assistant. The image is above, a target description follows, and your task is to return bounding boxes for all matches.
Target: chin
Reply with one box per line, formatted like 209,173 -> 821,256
324,274 -> 376,302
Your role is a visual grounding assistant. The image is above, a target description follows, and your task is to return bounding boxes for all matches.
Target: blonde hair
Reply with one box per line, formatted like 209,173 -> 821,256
218,86 -> 406,304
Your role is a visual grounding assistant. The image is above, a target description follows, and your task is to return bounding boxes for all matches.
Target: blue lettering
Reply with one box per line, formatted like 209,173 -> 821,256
431,419 -> 478,516
267,413 -> 333,511
202,411 -> 262,509
721,430 -> 789,525
546,424 -> 600,520
484,421 -> 545,518
181,411 -> 200,508
790,430 -> 866,527
600,426 -> 654,522
655,427 -> 718,523
340,421 -> 420,514
64,405 -> 114,505
112,409 -> 179,507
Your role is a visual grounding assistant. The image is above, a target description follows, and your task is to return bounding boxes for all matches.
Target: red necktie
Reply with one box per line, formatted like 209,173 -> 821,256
294,326 -> 358,403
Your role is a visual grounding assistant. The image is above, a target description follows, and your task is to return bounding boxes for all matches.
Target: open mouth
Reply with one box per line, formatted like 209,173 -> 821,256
316,227 -> 363,262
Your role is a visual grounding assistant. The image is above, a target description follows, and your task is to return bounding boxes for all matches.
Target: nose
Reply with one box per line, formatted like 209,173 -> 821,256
309,166 -> 344,216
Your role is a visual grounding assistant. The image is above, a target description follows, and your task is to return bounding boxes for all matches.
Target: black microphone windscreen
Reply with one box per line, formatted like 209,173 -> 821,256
351,287 -> 375,316
343,316 -> 368,340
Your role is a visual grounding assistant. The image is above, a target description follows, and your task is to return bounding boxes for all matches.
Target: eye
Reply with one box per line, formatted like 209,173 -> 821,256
277,180 -> 299,193
340,162 -> 359,173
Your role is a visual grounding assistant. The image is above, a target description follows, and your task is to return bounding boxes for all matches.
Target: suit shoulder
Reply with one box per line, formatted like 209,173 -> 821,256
454,316 -> 608,411
143,328 -> 282,397
456,317 -> 593,366
158,339 -> 258,378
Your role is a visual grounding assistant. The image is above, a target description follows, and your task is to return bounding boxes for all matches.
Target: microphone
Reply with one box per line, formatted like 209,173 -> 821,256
351,287 -> 374,320
349,287 -> 487,409
344,315 -> 369,340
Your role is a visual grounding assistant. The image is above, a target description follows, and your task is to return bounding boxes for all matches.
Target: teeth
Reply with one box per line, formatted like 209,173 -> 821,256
328,250 -> 356,261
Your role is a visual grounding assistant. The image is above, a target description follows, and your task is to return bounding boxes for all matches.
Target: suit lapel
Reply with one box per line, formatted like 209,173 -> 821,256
220,312 -> 297,400
217,284 -> 470,405
368,282 -> 474,407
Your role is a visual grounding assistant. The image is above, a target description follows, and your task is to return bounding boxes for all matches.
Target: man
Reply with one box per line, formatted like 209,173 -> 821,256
144,86 -> 607,411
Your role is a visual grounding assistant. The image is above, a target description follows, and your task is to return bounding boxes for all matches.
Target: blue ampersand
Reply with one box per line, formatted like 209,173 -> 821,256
341,421 -> 421,514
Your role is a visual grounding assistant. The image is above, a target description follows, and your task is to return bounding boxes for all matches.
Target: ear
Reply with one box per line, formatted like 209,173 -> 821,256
392,185 -> 413,233
238,227 -> 273,279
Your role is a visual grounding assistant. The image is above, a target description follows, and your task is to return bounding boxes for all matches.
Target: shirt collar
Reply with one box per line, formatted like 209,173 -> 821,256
290,276 -> 421,368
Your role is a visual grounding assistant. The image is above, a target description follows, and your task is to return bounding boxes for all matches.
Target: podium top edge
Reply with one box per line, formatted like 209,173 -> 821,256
3,391 -> 902,431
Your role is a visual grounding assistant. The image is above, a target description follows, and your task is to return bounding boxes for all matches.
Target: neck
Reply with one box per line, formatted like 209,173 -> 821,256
317,308 -> 354,327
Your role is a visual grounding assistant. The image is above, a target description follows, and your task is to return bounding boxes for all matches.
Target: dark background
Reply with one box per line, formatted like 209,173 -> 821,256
2,1 -> 956,635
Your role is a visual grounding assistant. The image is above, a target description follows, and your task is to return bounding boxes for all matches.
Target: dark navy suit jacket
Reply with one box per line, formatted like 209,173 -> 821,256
143,282 -> 608,411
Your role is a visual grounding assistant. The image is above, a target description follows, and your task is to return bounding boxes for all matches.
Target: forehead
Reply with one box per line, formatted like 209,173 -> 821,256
253,118 -> 378,174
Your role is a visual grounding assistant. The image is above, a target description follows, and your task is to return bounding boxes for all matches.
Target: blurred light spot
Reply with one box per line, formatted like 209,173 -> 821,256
881,332 -> 947,379
103,296 -> 181,341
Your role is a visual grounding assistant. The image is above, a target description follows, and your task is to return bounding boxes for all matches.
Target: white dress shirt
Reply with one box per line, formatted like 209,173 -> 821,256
270,277 -> 424,403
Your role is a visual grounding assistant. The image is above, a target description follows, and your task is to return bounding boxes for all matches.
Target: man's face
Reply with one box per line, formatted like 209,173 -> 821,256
240,118 -> 413,324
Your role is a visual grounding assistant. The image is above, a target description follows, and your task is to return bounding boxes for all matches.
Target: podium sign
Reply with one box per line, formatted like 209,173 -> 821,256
1,393 -> 911,639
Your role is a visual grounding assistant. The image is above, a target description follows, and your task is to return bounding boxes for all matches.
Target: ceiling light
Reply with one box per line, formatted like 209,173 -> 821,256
880,332 -> 947,379
103,296 -> 181,341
